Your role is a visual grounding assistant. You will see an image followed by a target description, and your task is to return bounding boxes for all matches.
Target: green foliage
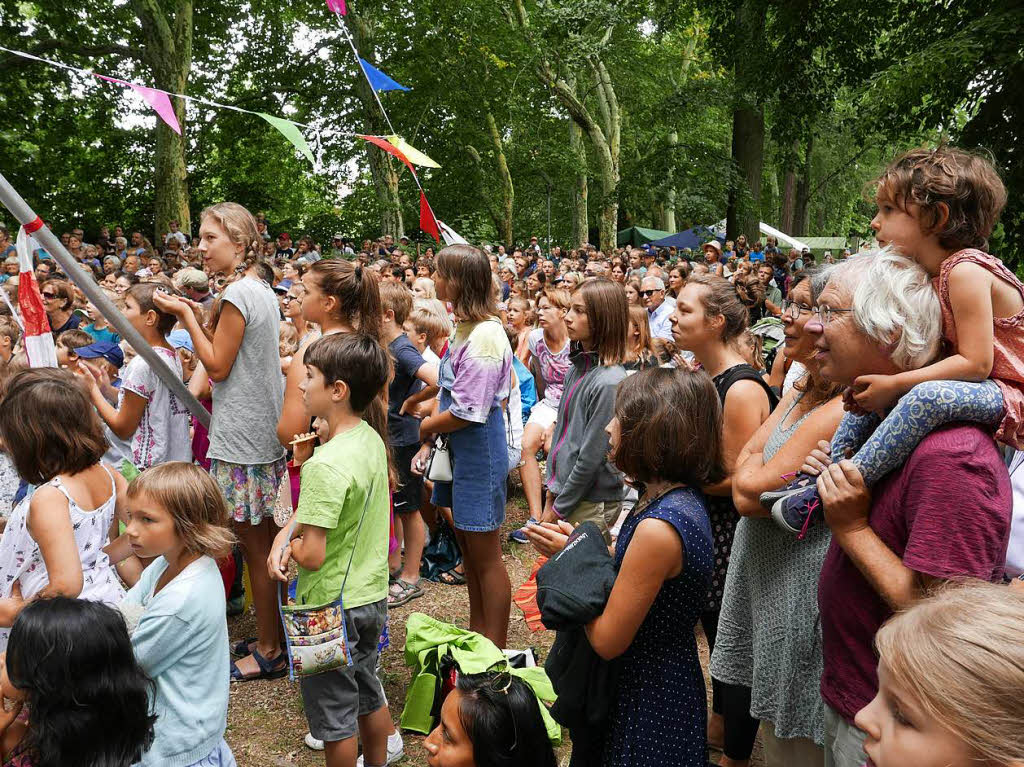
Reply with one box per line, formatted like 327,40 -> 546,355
0,0 -> 1021,269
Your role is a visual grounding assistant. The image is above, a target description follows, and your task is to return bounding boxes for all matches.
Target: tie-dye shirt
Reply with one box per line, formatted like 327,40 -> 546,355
444,317 -> 513,423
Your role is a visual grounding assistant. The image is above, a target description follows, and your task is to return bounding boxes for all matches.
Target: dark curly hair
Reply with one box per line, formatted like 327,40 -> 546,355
6,598 -> 156,767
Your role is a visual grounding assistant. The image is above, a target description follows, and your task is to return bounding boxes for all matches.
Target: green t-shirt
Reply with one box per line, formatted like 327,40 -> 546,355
295,421 -> 390,609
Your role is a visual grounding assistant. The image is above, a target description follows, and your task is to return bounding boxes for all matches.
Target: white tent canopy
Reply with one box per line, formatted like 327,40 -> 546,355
711,220 -> 811,253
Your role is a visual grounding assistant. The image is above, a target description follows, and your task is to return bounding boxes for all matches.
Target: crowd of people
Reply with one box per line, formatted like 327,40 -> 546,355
0,144 -> 1021,767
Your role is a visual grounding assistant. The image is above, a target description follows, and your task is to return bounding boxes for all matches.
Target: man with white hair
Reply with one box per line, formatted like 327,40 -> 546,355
641,275 -> 674,340
792,252 -> 1012,767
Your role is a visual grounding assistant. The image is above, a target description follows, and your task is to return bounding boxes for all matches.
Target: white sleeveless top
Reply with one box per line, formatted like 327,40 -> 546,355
0,464 -> 125,650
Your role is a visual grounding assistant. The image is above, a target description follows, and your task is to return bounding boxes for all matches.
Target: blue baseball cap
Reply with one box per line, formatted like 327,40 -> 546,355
166,329 -> 194,353
76,340 -> 124,369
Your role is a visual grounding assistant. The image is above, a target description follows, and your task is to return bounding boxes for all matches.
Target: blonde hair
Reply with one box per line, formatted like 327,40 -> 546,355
875,581 -> 1024,765
126,462 -> 235,558
279,321 -> 299,356
413,298 -> 453,338
200,202 -> 265,331
413,277 -> 436,299
199,202 -> 263,278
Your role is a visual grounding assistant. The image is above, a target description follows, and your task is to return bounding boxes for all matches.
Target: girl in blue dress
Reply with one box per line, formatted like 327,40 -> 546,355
529,367 -> 721,766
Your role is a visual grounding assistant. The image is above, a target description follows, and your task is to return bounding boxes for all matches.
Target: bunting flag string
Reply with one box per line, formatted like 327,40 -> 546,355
6,3 -> 453,242
358,58 -> 410,93
96,74 -> 181,135
0,43 -> 321,167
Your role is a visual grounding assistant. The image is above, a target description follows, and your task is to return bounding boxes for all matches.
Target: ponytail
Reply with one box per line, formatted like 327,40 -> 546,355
308,259 -> 383,341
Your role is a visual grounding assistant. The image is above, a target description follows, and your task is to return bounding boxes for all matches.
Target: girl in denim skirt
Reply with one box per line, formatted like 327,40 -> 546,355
418,245 -> 514,648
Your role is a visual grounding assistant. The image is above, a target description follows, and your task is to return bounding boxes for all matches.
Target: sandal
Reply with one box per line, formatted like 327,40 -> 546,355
231,637 -> 258,657
438,568 -> 466,586
387,578 -> 424,608
230,648 -> 288,682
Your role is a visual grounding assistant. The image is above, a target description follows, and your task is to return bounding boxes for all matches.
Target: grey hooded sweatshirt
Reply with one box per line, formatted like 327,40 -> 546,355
546,344 -> 626,516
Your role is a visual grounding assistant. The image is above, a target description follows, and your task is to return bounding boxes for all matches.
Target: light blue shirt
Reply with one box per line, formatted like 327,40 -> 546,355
125,556 -> 229,767
647,299 -> 675,341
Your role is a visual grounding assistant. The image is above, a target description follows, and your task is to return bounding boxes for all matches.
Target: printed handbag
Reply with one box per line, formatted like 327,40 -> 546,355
278,477 -> 376,680
425,435 -> 452,483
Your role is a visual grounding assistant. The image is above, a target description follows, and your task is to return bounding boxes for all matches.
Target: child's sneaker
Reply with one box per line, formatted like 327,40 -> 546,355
508,517 -> 539,545
770,482 -> 824,538
759,472 -> 817,510
305,730 -> 405,764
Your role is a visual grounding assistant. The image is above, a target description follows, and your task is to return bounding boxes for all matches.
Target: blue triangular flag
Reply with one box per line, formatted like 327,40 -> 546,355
358,57 -> 410,92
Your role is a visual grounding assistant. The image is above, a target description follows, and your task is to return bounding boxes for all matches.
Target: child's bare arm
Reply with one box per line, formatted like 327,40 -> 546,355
289,525 -> 328,571
852,262 -> 995,413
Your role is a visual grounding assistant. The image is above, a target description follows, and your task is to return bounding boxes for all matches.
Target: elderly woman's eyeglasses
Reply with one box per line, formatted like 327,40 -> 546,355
811,304 -> 854,325
780,299 -> 812,319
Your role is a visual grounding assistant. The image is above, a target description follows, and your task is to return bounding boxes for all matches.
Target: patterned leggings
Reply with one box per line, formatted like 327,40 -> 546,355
832,379 -> 1005,487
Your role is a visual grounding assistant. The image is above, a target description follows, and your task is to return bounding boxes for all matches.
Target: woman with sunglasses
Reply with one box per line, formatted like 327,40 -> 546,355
424,671 -> 557,767
41,279 -> 81,338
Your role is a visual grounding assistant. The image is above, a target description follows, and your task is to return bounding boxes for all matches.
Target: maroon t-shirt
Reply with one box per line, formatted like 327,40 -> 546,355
818,423 -> 1011,722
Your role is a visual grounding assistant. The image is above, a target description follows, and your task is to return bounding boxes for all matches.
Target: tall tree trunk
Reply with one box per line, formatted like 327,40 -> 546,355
725,0 -> 767,243
588,56 -> 620,253
487,112 -> 514,246
780,169 -> 797,233
133,0 -> 192,241
508,0 -> 619,252
569,117 -> 588,247
727,104 -> 765,243
794,135 -> 814,236
659,29 -> 698,233
347,11 -> 403,238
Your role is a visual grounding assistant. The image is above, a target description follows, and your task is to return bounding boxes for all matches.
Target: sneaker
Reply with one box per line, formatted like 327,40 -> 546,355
305,733 -> 324,751
770,482 -> 824,538
759,472 -> 817,510
355,731 -> 405,766
306,731 -> 405,763
508,518 -> 539,545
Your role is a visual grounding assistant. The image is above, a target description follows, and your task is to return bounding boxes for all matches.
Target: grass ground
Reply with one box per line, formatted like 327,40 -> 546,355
224,484 -> 764,766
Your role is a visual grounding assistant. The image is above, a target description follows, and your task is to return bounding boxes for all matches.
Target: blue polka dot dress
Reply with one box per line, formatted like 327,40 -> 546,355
604,487 -> 714,767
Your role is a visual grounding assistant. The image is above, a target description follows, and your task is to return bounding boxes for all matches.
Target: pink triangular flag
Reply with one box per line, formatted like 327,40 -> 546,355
326,0 -> 347,13
130,84 -> 181,135
95,74 -> 181,135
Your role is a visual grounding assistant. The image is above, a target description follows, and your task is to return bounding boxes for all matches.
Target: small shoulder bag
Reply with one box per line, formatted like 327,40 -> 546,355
278,477 -> 376,680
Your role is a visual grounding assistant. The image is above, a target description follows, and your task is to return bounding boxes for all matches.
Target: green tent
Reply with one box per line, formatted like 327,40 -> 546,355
616,226 -> 672,247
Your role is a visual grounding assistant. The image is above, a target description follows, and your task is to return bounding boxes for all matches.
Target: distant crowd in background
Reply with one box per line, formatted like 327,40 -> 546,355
0,145 -> 1022,767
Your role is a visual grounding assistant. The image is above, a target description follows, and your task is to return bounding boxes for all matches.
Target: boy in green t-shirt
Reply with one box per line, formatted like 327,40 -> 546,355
270,332 -> 392,767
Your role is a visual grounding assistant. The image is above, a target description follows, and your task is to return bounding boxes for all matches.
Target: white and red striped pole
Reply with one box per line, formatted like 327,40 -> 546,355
0,170 -> 211,428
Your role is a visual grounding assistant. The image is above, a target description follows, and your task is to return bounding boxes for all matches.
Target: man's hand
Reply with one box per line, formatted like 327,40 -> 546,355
818,460 -> 871,537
